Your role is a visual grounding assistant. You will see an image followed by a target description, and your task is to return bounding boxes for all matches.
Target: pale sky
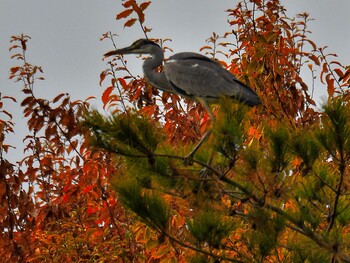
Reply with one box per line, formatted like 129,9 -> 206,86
1,0 -> 350,161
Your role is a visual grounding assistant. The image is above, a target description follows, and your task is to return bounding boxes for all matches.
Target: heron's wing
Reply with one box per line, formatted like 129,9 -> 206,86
164,53 -> 261,106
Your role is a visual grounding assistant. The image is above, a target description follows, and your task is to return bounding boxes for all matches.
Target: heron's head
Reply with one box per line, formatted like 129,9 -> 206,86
104,39 -> 160,57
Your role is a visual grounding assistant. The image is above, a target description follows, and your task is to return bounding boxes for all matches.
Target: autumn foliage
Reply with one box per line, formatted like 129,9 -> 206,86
2,0 -> 350,262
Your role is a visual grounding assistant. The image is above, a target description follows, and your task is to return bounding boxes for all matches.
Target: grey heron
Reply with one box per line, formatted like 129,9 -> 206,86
104,39 -> 261,163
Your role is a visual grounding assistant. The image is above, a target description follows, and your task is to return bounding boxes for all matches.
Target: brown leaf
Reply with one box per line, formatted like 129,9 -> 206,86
99,69 -> 109,86
21,39 -> 27,51
9,45 -> 19,51
21,97 -> 34,107
53,93 -> 65,103
2,110 -> 13,119
2,96 -> 17,103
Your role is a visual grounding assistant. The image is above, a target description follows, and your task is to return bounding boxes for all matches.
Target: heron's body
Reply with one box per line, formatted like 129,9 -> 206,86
104,39 -> 261,113
165,52 -> 261,107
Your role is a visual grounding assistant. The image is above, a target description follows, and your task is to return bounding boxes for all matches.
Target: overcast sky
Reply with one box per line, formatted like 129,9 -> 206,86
1,0 -> 350,161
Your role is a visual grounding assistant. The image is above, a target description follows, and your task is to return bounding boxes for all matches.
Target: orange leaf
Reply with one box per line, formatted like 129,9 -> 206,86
320,63 -> 329,84
326,75 -> 335,97
248,126 -> 261,139
322,62 -> 328,74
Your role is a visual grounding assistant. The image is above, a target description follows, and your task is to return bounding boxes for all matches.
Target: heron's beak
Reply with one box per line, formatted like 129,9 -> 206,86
104,46 -> 135,57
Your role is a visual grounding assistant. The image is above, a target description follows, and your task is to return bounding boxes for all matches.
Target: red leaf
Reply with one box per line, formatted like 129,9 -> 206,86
116,9 -> 134,20
140,1 -> 151,11
124,18 -> 137,28
118,77 -> 128,89
122,0 -> 133,8
83,185 -> 94,193
10,66 -> 21,75
62,194 -> 69,203
87,207 -> 97,215
102,86 -> 114,107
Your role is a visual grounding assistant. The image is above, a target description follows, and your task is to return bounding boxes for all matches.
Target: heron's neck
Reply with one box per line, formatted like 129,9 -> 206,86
143,46 -> 164,71
142,47 -> 173,93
